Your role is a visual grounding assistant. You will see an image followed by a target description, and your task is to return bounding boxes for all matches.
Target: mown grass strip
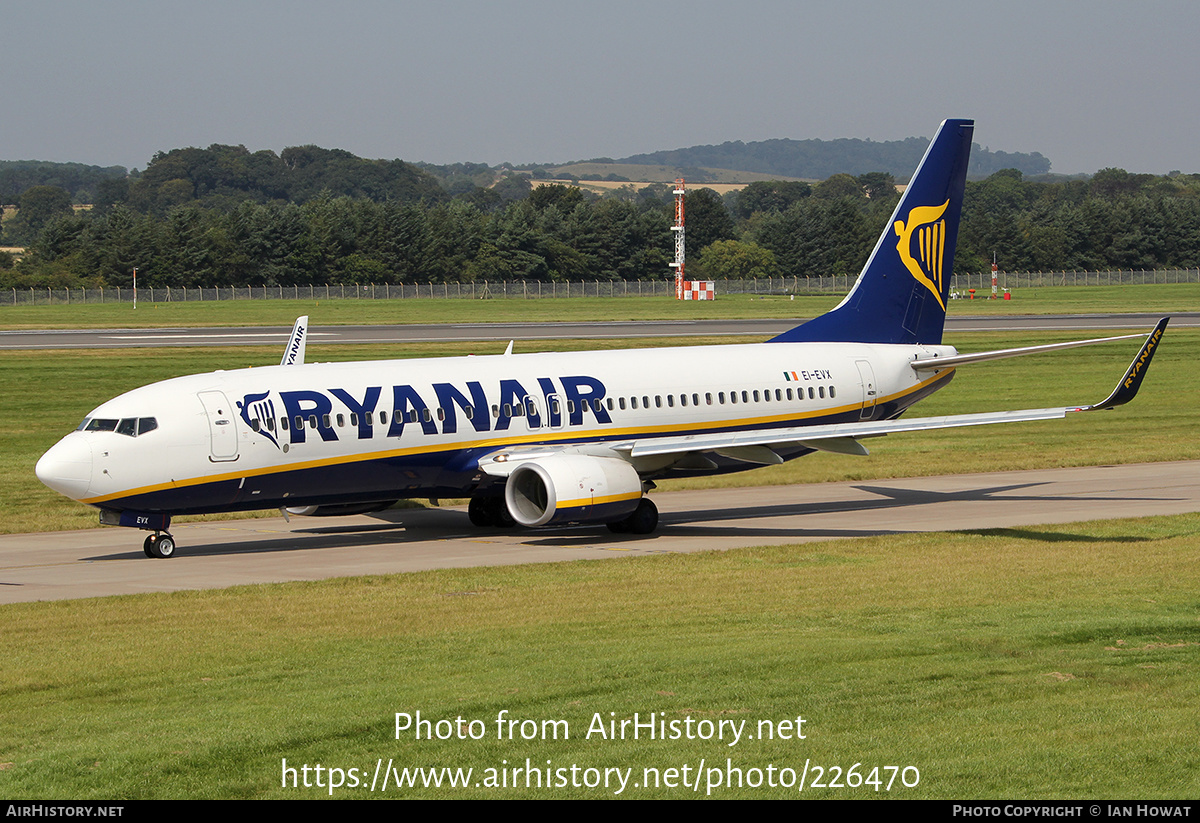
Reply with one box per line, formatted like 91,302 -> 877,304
0,283 -> 1196,329
2,513 -> 1198,798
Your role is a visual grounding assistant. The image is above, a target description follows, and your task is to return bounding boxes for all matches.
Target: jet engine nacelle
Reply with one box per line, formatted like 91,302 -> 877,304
504,454 -> 643,527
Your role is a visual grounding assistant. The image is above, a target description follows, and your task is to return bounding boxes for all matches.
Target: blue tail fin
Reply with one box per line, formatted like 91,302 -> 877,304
769,118 -> 974,346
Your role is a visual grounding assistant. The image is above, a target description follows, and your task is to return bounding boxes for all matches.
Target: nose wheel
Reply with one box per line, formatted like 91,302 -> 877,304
143,532 -> 177,559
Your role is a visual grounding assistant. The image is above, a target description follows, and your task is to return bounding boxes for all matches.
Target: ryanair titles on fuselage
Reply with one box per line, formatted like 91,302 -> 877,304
237,374 -> 612,449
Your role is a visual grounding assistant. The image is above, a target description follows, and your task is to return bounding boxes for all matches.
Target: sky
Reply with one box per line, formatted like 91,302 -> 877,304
5,0 -> 1198,176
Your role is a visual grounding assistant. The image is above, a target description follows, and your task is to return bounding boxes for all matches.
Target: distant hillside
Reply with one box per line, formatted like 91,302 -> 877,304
617,136 -> 1051,181
545,162 -> 809,185
0,160 -> 128,204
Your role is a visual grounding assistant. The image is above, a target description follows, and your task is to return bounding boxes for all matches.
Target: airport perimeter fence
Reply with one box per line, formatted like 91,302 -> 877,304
6,268 -> 1199,306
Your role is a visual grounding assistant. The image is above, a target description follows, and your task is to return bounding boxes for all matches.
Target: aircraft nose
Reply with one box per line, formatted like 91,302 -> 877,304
35,433 -> 94,500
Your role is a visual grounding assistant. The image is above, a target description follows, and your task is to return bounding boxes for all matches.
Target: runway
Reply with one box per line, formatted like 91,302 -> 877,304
0,313 -> 1191,350
2,460 -> 1195,604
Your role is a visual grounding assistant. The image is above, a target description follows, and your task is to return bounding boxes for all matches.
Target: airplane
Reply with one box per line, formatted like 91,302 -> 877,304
35,119 -> 1168,558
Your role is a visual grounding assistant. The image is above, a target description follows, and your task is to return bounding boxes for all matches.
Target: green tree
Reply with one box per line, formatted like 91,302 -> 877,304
683,188 -> 735,254
856,172 -> 897,202
812,173 -> 864,200
733,180 -> 811,218
6,185 -> 73,243
695,239 -> 778,279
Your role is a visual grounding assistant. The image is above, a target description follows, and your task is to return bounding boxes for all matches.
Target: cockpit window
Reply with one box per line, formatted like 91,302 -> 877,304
81,417 -> 158,437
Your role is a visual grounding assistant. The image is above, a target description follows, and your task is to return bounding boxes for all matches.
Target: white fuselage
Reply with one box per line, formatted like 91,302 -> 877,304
36,339 -> 957,516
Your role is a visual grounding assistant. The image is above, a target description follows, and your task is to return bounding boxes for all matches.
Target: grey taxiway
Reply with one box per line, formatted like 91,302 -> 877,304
2,461 -> 1196,604
0,313 -> 1191,350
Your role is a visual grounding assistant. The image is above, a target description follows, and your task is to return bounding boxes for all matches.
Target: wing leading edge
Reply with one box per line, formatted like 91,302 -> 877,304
478,319 -> 1168,477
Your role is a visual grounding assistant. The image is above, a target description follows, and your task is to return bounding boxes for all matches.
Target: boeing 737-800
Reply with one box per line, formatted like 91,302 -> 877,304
35,119 -> 1167,557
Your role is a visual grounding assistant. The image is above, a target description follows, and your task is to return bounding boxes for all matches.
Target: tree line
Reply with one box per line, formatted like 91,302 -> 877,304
3,144 -> 1200,289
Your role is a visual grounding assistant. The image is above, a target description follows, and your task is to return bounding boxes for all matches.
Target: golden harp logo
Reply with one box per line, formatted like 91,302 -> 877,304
893,199 -> 950,309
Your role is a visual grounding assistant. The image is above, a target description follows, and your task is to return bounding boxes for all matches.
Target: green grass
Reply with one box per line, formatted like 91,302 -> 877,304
5,292 -> 1198,799
0,283 -> 1197,328
6,326 -> 1195,534
3,513 -> 1198,798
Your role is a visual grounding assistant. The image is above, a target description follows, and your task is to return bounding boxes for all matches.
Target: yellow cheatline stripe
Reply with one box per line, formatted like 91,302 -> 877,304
82,370 -> 953,506
557,491 -> 644,509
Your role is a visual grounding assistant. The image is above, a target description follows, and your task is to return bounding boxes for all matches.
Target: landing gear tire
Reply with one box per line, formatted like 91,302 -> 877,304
607,498 -> 658,535
468,497 -> 514,528
144,533 -> 176,559
468,497 -> 491,527
606,519 -> 629,534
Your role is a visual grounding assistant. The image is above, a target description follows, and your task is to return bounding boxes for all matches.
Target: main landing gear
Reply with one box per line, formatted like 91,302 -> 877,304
606,498 -> 658,535
143,532 -> 176,559
467,494 -> 659,535
468,496 -> 515,528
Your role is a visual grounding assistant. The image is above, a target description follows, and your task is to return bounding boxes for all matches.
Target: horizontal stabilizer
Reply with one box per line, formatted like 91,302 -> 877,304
911,331 -> 1150,371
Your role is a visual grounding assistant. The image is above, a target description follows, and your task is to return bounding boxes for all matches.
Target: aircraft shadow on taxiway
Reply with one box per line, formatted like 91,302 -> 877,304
517,481 -> 1175,546
87,480 -> 1174,559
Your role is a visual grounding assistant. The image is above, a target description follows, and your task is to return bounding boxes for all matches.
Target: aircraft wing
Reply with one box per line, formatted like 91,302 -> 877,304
627,318 -> 1167,463
479,318 -> 1167,475
622,406 -> 1074,461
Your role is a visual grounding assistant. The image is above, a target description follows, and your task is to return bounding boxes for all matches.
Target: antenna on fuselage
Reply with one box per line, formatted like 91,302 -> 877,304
281,316 -> 308,366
